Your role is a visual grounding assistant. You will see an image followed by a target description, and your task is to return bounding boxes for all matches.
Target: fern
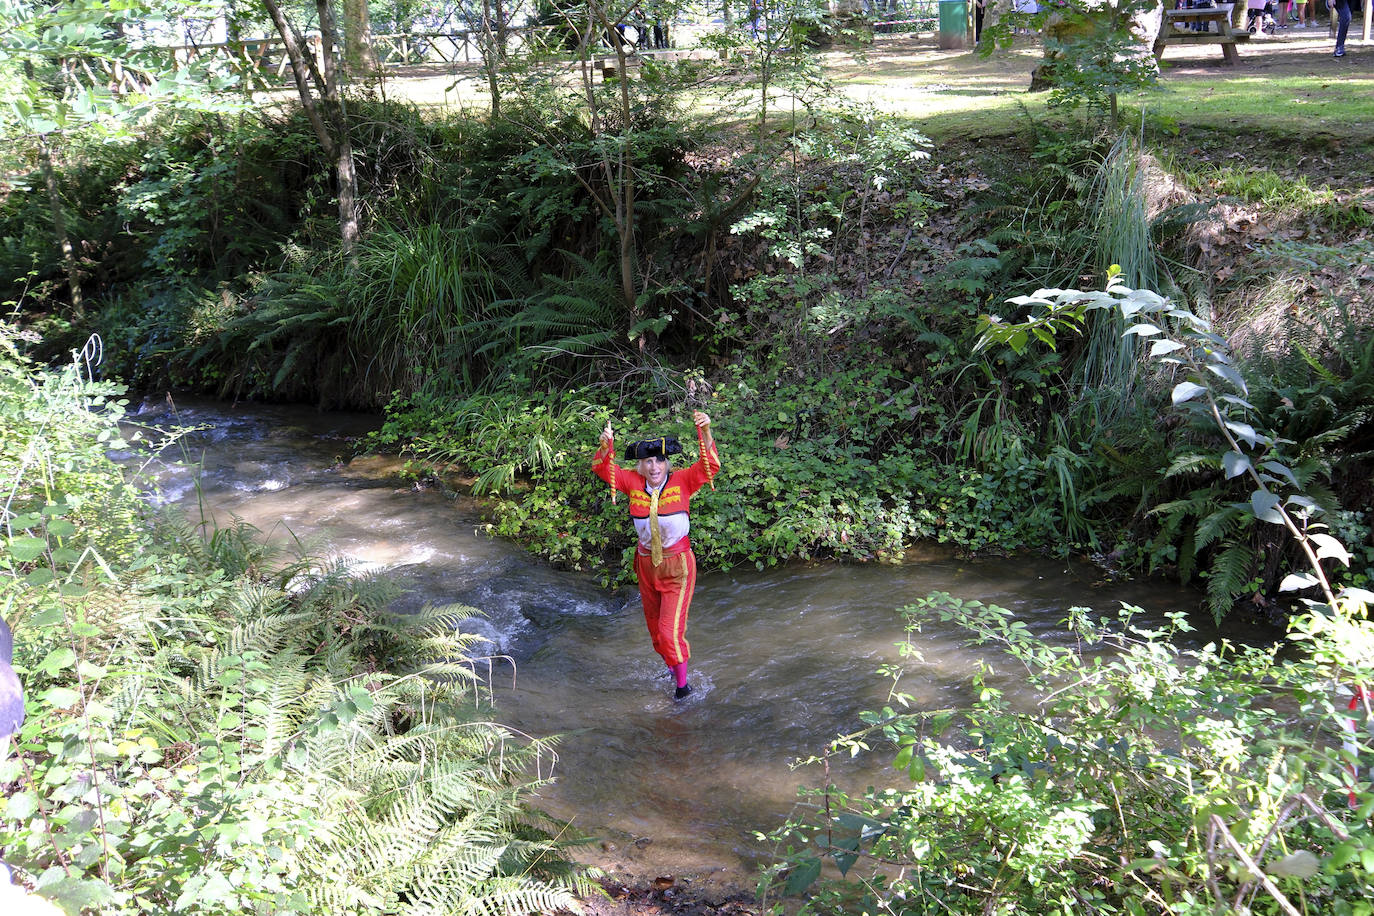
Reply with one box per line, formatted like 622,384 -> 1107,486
476,250 -> 623,381
1191,504 -> 1245,556
1163,451 -> 1216,479
143,517 -> 591,915
1206,543 -> 1257,623
1177,527 -> 1197,584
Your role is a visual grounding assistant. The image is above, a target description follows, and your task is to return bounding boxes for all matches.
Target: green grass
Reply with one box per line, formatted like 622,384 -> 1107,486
1131,73 -> 1374,143
1175,161 -> 1374,228
818,35 -> 1374,150
353,32 -> 1374,158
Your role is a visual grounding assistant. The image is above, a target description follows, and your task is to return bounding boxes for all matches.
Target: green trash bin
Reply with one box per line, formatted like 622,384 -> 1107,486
937,0 -> 969,49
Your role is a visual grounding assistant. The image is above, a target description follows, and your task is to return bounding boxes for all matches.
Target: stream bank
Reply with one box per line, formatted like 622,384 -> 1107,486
128,395 -> 1257,899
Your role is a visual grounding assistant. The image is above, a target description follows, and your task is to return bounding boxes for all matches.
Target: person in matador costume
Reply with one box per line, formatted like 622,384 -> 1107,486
593,411 -> 720,699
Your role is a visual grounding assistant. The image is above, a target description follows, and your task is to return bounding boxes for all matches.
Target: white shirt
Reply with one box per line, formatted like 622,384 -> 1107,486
632,481 -> 690,551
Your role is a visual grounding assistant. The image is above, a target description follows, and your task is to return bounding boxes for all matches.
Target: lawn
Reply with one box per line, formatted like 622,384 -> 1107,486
350,27 -> 1373,154
822,31 -> 1374,146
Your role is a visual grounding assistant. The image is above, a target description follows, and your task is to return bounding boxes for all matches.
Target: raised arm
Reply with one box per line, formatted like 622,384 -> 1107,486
691,411 -> 721,487
593,420 -> 628,497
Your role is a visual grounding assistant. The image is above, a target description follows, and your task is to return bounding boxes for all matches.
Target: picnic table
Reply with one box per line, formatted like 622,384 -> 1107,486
1153,4 -> 1249,65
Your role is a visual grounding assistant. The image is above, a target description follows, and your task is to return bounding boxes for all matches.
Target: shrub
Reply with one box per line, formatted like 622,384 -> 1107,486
763,593 -> 1374,915
0,325 -> 593,914
371,363 -> 1088,586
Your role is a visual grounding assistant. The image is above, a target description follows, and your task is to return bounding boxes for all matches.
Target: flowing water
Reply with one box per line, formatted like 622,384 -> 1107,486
125,395 -> 1242,891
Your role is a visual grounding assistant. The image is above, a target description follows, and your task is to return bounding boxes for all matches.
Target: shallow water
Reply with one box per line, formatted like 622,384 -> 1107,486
125,395 -> 1239,889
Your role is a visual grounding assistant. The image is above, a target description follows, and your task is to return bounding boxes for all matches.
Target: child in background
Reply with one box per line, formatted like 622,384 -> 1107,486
1246,0 -> 1275,32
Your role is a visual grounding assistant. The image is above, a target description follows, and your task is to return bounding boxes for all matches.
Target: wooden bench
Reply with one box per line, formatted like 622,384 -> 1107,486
1154,4 -> 1249,65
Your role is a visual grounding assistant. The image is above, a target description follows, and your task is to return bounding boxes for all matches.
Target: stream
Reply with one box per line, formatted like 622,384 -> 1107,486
126,395 -> 1240,891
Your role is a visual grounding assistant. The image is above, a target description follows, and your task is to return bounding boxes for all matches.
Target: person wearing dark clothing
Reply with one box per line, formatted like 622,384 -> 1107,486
1333,0 -> 1352,55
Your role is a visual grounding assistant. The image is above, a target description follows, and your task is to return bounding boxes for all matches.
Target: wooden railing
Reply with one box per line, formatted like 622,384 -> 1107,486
157,31 -> 492,89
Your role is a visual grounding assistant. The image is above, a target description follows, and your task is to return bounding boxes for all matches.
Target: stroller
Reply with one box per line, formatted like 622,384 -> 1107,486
1247,0 -> 1278,33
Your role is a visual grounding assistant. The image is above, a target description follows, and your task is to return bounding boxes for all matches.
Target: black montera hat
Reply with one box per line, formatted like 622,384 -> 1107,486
0,617 -> 23,742
623,436 -> 683,461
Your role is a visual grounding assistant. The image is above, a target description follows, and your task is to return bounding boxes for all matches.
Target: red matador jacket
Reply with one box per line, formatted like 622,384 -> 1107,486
592,437 -> 721,526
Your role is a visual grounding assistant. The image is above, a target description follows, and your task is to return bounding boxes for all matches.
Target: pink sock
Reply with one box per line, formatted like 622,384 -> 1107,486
670,662 -> 688,688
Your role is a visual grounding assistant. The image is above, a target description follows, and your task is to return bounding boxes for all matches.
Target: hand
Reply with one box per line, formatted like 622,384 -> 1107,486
693,411 -> 711,429
600,421 -> 613,445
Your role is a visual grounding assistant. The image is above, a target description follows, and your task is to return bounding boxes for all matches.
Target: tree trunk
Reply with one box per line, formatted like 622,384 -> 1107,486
585,0 -> 644,341
335,133 -> 361,254
612,34 -> 640,337
39,137 -> 83,318
260,0 -> 361,257
261,0 -> 337,156
316,0 -> 361,257
479,0 -> 504,120
342,0 -> 379,74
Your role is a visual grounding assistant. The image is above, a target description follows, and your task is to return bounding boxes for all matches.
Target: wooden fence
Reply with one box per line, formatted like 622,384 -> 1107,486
158,31 -> 492,90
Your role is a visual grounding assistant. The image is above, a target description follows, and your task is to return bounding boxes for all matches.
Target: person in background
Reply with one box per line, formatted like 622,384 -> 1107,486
1295,0 -> 1311,24
1,618 -> 61,914
1,618 -> 21,759
1332,0 -> 1351,54
594,412 -> 720,700
974,0 -> 987,43
649,0 -> 670,49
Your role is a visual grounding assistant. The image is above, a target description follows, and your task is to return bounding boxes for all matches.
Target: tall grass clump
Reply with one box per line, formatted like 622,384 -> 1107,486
1078,131 -> 1161,397
0,323 -> 593,915
341,218 -> 522,395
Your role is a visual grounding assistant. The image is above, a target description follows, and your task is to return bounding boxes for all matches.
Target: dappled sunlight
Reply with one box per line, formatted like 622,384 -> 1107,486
340,28 -> 1371,139
143,399 -> 1220,890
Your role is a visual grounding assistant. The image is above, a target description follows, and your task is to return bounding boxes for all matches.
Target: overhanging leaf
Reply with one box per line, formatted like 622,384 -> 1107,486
1339,587 -> 1374,607
8,536 -> 48,563
1225,421 -> 1259,448
1221,452 -> 1250,479
1172,382 -> 1206,405
1251,490 -> 1284,525
784,857 -> 822,895
1260,461 -> 1299,489
1206,361 -> 1249,394
1268,850 -> 1320,878
1308,533 -> 1350,565
1279,573 -> 1319,592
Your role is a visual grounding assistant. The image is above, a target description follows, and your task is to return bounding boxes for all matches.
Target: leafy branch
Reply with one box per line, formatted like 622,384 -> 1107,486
976,266 -> 1370,618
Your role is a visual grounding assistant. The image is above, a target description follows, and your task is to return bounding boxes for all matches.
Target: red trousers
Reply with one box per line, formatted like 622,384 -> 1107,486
633,543 -> 695,667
